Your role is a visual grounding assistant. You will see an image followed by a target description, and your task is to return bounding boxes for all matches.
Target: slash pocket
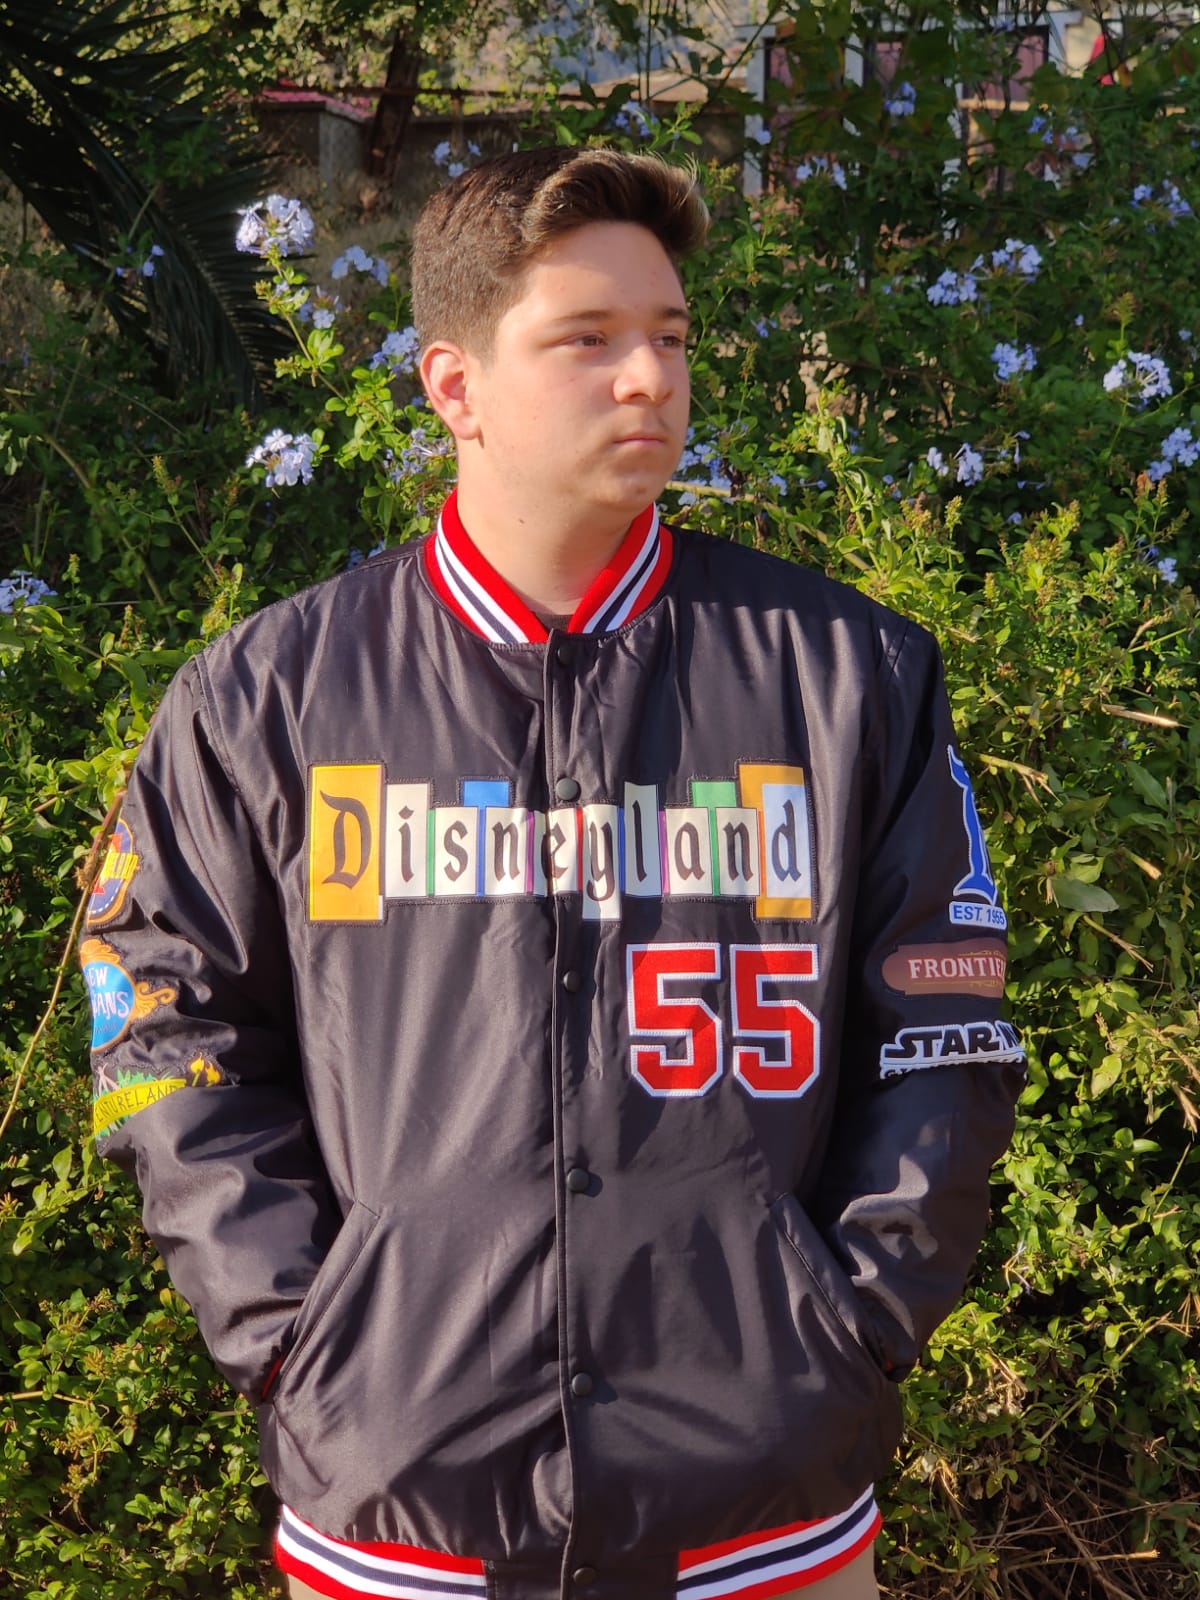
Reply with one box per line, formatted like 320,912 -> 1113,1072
267,1199 -> 381,1406
768,1191 -> 890,1382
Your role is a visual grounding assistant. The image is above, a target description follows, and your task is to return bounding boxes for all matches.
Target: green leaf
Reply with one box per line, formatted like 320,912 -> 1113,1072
1126,766 -> 1168,810
1050,876 -> 1119,913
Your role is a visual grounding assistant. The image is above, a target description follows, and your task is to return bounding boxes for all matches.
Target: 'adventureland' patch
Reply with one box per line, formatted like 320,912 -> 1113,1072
93,1075 -> 186,1137
91,1057 -> 223,1138
87,818 -> 140,928
80,935 -> 176,1051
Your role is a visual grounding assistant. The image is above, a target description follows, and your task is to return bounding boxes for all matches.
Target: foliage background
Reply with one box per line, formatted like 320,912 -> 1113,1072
1,2 -> 1198,1596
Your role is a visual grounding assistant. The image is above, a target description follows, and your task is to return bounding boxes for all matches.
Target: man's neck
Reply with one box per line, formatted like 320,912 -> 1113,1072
453,483 -> 638,615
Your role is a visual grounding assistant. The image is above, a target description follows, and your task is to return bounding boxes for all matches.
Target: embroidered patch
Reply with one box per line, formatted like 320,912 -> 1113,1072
946,747 -> 1007,931
882,940 -> 1007,998
87,818 -> 140,928
93,1074 -> 187,1137
186,1055 -> 223,1087
880,1019 -> 1024,1077
80,936 -> 176,1051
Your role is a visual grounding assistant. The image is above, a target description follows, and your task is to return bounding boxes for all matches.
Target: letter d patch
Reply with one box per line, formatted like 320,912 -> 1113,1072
308,764 -> 384,922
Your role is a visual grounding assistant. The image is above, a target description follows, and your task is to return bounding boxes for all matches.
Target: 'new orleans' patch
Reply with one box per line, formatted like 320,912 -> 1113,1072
80,936 -> 176,1051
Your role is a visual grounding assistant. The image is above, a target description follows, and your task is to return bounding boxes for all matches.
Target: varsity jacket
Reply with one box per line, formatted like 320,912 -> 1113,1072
83,496 -> 1025,1600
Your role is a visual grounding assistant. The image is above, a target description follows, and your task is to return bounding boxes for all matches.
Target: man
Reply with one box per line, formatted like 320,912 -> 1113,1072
82,147 -> 1025,1600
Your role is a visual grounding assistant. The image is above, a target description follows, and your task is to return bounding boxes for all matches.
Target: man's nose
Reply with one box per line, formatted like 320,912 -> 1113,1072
613,340 -> 674,403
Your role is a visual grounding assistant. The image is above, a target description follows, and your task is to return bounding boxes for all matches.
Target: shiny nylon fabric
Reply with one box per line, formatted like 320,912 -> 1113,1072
89,528 -> 1023,1600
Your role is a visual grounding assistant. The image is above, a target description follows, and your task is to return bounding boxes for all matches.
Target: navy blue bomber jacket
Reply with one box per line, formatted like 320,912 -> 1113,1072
83,501 -> 1024,1600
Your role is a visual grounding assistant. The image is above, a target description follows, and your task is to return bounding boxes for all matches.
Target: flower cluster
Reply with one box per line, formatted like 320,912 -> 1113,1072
288,287 -> 342,329
992,342 -> 1037,381
235,195 -> 315,258
330,244 -> 390,286
245,429 -> 317,487
0,570 -> 56,612
955,444 -> 984,485
1102,352 -> 1173,406
1146,425 -> 1200,482
433,139 -> 482,178
384,426 -> 454,482
794,155 -> 848,189
611,102 -> 658,140
926,269 -> 978,306
674,430 -> 732,505
1131,181 -> 1193,220
1030,116 -> 1091,170
986,238 -> 1042,278
370,327 -> 421,377
115,243 -> 165,282
884,81 -> 917,117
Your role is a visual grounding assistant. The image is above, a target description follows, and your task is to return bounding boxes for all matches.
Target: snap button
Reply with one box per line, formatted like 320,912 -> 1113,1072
555,775 -> 581,802
566,1167 -> 591,1193
556,643 -> 572,666
572,1567 -> 597,1587
561,970 -> 583,993
570,1372 -> 594,1398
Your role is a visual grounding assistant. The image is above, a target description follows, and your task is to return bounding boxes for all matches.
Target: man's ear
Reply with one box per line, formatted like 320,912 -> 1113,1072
420,340 -> 482,443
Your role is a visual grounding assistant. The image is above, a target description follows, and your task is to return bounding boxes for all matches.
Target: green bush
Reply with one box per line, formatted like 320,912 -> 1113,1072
1,5 -> 1198,1595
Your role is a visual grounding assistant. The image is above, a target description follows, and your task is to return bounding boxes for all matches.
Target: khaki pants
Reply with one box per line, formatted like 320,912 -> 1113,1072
287,1542 -> 879,1599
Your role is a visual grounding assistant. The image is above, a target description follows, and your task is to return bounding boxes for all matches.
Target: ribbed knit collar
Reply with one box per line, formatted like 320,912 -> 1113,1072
424,489 -> 672,643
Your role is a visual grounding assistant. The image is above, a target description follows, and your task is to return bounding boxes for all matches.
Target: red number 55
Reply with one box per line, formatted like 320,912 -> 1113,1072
626,943 -> 820,1100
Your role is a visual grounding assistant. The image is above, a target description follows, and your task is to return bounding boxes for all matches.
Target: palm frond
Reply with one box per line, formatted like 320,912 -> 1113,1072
0,0 -> 290,402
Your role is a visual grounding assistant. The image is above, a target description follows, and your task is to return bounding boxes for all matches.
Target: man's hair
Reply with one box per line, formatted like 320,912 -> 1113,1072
411,146 -> 709,357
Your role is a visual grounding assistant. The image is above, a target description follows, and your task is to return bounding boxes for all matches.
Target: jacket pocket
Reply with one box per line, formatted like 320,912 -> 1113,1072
768,1191 -> 890,1380
267,1198 -> 381,1404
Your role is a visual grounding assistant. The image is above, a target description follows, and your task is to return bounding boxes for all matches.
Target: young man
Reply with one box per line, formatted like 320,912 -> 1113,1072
82,148 -> 1025,1600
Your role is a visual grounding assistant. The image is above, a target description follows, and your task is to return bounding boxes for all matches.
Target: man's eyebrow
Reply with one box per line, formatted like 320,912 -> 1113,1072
548,306 -> 691,327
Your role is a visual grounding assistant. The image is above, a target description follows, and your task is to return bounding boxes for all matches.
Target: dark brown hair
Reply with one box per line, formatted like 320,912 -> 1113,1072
411,146 -> 709,356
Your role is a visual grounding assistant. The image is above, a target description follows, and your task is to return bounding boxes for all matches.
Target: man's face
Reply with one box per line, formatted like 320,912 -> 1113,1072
454,220 -> 691,526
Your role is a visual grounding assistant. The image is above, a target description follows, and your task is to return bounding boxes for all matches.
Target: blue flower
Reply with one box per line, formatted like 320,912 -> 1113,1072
1103,352 -> 1172,405
884,81 -> 917,117
384,427 -> 453,481
992,342 -> 1037,380
956,444 -> 984,486
236,195 -> 315,257
794,155 -> 847,190
245,429 -> 317,487
989,238 -> 1042,278
612,101 -> 658,140
331,244 -> 374,280
370,326 -> 421,376
927,269 -> 978,307
312,308 -> 336,330
0,570 -> 57,611
140,244 -> 165,278
1156,556 -> 1178,582
925,446 -> 949,477
753,127 -> 771,146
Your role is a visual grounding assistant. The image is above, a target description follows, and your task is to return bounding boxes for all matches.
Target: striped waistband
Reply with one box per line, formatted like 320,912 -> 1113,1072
274,1489 -> 880,1600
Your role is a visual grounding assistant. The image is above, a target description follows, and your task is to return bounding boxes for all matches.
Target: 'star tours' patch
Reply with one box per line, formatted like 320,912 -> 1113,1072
80,935 -> 176,1051
86,818 -> 141,928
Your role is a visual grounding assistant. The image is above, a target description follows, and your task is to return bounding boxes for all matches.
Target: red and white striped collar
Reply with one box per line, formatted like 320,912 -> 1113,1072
424,490 -> 673,644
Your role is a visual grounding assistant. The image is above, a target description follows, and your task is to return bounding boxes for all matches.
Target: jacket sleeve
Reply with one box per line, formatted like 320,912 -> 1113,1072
813,619 -> 1025,1378
81,656 -> 341,1400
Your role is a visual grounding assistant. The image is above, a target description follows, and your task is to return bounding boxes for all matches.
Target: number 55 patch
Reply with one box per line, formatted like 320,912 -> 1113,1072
626,942 -> 821,1100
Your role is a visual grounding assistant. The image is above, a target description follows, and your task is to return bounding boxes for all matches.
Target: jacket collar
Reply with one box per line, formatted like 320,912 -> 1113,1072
424,489 -> 673,644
